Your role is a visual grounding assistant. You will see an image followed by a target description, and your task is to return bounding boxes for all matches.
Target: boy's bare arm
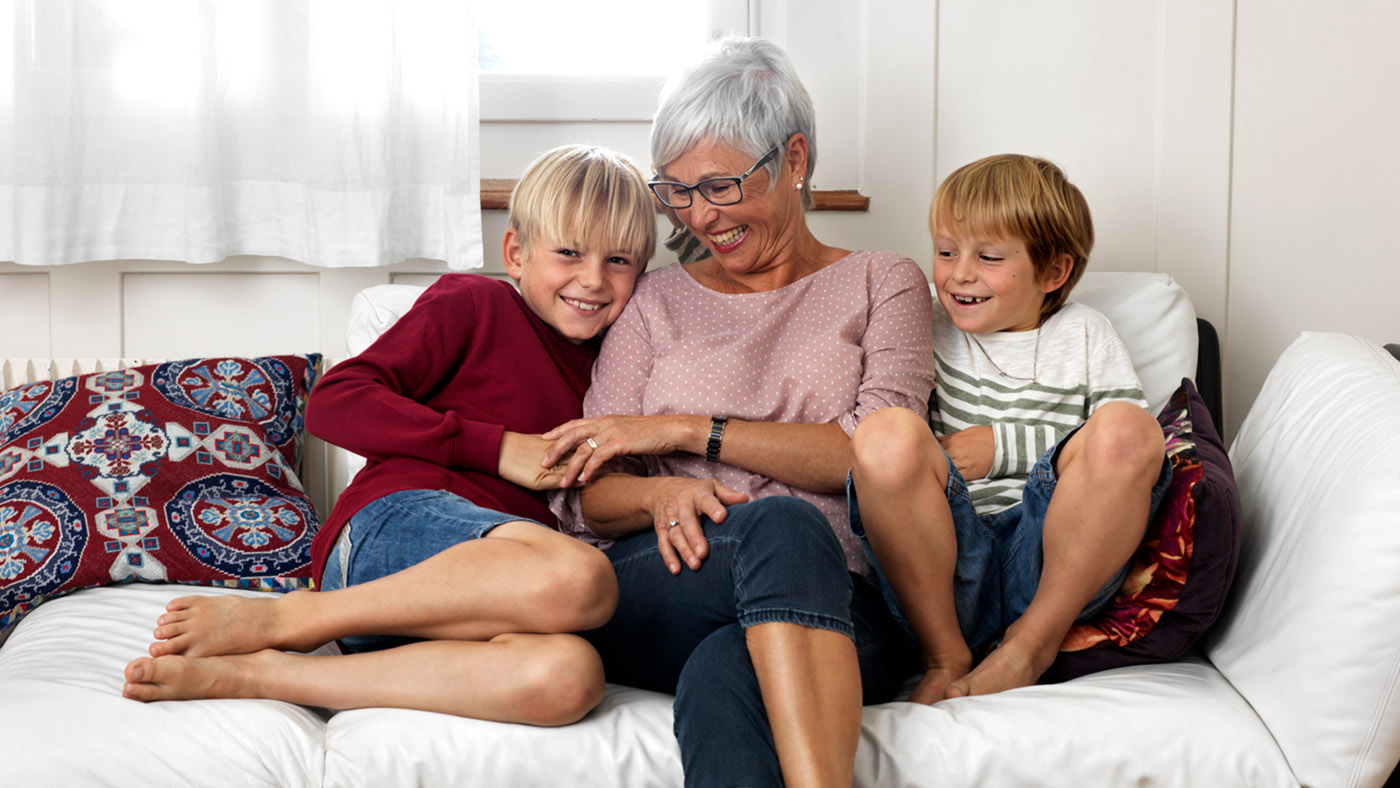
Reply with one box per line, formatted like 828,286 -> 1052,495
938,425 -> 994,480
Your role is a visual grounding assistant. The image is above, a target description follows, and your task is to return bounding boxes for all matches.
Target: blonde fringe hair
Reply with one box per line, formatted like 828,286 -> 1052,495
930,154 -> 1094,321
509,145 -> 657,265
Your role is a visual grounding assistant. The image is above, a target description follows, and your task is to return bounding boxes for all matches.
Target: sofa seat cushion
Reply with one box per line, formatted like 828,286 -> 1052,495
318,657 -> 1293,787
0,583 -> 335,788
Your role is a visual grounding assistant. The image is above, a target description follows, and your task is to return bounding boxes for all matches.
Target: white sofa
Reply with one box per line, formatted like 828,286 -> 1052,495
2,273 -> 1398,787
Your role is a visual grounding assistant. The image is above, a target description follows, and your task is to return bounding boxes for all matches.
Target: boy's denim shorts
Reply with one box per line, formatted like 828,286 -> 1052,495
319,488 -> 547,653
849,424 -> 1172,655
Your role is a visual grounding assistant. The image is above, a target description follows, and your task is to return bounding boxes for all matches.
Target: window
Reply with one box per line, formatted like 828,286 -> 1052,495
476,0 -> 750,121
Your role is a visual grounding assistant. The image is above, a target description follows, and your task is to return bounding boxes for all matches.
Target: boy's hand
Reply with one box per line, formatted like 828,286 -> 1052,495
938,425 -> 994,480
498,431 -> 569,490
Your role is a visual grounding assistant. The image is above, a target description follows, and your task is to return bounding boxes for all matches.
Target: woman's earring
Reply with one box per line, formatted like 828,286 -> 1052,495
795,179 -> 804,190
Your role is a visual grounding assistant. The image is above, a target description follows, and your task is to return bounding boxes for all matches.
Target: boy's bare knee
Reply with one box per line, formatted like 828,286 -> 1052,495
529,546 -> 617,633
852,407 -> 938,483
509,635 -> 606,726
1082,403 -> 1164,476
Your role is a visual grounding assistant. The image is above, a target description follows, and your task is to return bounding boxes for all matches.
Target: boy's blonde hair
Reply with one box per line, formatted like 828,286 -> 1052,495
508,145 -> 656,265
930,154 -> 1094,322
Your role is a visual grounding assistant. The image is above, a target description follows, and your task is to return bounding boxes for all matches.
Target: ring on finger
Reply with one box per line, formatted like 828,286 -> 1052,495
667,519 -> 679,529
587,437 -> 599,450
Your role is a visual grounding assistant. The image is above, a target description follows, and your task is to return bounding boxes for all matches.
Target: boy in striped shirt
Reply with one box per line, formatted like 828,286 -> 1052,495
848,154 -> 1172,705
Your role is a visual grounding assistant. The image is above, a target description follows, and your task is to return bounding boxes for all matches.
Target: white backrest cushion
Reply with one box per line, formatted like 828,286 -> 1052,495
1206,332 -> 1400,788
1065,271 -> 1199,415
345,283 -> 429,356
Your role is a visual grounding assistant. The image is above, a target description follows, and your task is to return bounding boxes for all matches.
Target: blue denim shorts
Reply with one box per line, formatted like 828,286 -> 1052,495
849,425 -> 1172,654
319,488 -> 545,653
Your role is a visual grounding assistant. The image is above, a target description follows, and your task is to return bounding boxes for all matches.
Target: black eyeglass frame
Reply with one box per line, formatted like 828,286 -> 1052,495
648,143 -> 783,209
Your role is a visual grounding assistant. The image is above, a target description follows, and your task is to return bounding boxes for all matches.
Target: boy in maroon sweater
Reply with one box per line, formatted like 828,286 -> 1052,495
122,145 -> 656,725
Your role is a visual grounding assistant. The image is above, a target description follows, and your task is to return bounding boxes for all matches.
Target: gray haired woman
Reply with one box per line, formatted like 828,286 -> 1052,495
545,37 -> 933,787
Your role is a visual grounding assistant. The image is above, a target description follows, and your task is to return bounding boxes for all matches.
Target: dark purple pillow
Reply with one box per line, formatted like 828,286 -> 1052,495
1043,378 -> 1243,682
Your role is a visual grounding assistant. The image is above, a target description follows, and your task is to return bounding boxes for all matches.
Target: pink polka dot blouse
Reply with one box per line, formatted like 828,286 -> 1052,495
552,250 -> 934,574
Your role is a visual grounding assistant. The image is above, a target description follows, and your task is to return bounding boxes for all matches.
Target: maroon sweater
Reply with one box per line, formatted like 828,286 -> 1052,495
305,274 -> 597,582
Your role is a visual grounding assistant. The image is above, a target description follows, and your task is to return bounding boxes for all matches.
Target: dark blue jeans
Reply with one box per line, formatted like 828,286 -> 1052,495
584,496 -> 919,788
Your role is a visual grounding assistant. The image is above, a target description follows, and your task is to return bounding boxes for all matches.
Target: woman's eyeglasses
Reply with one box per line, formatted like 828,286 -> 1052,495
648,144 -> 782,209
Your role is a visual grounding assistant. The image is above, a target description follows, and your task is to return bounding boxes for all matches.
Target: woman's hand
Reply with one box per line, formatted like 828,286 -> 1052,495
938,425 -> 994,481
641,476 -> 749,575
497,431 -> 570,490
541,414 -> 706,486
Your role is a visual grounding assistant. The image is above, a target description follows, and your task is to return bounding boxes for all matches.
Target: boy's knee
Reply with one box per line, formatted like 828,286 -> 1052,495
507,634 -> 606,726
852,407 -> 938,483
1082,402 -> 1165,475
528,544 -> 618,632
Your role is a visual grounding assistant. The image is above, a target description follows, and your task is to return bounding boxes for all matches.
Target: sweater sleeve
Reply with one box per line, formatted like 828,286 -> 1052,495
305,280 -> 505,473
836,257 -> 935,434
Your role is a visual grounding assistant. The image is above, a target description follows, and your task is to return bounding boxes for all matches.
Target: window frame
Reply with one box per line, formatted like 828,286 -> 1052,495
478,0 -> 751,122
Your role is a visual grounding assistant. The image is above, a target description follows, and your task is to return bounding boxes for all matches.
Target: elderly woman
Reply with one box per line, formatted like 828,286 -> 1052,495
544,38 -> 932,787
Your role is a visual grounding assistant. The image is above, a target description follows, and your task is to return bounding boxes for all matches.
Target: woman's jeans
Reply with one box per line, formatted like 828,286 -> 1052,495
584,496 -> 918,788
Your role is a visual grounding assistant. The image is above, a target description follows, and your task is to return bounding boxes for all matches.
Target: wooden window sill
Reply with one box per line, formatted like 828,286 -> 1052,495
480,179 -> 869,212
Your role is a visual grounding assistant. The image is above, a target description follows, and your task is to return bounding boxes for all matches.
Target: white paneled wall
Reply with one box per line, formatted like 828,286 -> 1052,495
4,0 -> 1400,443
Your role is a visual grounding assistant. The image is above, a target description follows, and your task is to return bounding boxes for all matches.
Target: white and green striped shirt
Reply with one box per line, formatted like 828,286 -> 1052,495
930,302 -> 1147,515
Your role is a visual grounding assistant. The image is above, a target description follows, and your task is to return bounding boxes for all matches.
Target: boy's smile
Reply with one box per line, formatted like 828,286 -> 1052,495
502,228 -> 641,344
932,228 -> 1068,335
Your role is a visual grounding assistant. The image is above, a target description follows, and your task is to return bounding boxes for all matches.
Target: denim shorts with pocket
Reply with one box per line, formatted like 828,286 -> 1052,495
849,425 -> 1172,654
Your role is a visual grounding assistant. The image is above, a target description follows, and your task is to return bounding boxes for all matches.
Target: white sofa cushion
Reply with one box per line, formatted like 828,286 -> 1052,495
0,584 -> 336,788
1206,332 -> 1400,788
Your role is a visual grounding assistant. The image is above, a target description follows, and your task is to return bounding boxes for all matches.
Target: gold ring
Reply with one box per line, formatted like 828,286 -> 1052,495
587,437 -> 599,450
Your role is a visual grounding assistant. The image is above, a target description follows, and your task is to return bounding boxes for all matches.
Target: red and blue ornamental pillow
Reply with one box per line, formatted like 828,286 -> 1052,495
0,355 -> 322,636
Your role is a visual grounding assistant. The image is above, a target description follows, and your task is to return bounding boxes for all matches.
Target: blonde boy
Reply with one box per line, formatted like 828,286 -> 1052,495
124,145 -> 656,725
849,154 -> 1170,703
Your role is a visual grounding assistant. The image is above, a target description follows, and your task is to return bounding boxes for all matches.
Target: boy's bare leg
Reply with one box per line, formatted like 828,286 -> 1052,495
747,622 -> 862,788
850,407 -> 972,704
123,632 -> 605,726
145,523 -> 617,658
947,402 -> 1164,697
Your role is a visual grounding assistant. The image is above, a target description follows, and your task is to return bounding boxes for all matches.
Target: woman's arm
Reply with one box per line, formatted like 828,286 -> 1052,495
545,414 -> 851,493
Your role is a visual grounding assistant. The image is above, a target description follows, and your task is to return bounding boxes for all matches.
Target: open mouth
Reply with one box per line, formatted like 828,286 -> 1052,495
562,297 -> 603,312
709,225 -> 747,251
952,295 -> 990,305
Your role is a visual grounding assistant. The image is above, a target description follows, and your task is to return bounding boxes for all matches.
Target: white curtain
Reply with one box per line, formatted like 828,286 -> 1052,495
0,0 -> 482,269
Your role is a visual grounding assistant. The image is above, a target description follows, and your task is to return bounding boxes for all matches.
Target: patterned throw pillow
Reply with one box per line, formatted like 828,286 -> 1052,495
1046,377 -> 1244,682
0,355 -> 322,636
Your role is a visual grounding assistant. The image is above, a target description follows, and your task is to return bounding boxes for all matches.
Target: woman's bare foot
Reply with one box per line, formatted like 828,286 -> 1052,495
122,652 -> 271,702
944,636 -> 1053,698
148,592 -> 321,658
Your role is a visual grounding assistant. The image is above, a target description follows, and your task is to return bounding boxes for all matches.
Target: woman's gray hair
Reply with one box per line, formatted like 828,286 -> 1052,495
651,37 -> 816,209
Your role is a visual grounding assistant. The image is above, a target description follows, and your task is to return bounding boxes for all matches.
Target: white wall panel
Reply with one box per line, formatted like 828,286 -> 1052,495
0,272 -> 50,357
1227,0 -> 1400,435
122,271 -> 322,359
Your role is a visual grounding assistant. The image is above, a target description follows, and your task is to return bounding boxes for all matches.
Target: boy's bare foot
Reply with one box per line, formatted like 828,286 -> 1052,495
148,592 -> 320,658
907,649 -> 974,705
122,652 -> 270,702
944,636 -> 1053,698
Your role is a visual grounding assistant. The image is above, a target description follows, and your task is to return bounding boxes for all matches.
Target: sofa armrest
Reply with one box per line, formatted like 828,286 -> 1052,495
1205,332 -> 1400,788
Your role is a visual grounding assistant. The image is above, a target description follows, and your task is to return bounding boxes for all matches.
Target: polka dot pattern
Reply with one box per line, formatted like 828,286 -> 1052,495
559,251 -> 935,573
